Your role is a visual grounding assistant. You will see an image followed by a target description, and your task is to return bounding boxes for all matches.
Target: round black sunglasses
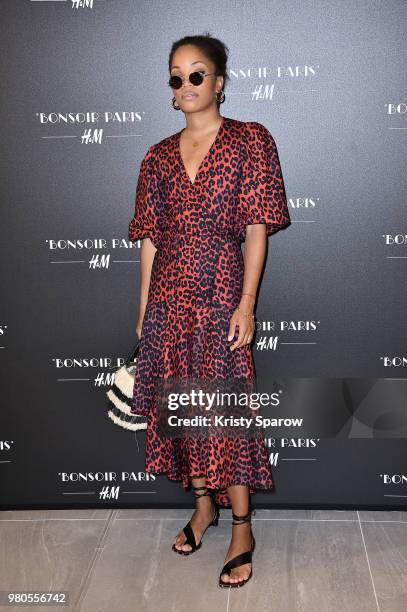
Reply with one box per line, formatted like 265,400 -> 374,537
168,70 -> 217,90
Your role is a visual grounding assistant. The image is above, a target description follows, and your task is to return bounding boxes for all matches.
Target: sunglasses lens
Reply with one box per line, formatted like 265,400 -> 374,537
169,71 -> 206,89
168,75 -> 183,89
189,71 -> 204,86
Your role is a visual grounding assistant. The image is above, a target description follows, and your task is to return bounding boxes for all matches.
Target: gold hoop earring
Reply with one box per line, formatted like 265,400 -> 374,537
172,97 -> 181,110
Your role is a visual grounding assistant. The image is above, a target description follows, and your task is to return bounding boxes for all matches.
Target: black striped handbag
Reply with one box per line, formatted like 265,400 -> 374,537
106,338 -> 147,431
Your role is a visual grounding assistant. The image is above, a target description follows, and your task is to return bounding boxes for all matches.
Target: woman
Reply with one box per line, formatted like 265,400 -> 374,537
128,34 -> 291,588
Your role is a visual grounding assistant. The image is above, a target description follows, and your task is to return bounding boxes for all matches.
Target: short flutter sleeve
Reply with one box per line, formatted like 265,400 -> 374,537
128,144 -> 164,249
238,121 -> 291,239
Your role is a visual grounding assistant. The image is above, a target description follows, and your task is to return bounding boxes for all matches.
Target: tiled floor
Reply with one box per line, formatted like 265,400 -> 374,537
0,508 -> 406,611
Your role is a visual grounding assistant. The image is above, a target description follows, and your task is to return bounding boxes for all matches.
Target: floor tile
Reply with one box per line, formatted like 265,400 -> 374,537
360,520 -> 407,611
0,518 -> 107,611
80,516 -> 230,612
227,518 -> 377,612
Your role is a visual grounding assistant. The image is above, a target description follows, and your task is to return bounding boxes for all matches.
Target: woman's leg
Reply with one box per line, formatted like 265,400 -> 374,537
220,484 -> 253,584
173,476 -> 217,552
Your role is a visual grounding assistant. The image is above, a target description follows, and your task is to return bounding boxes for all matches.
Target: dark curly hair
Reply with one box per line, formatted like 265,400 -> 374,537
168,33 -> 229,108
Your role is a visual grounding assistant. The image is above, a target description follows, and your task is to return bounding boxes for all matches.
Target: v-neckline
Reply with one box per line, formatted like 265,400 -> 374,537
177,116 -> 225,186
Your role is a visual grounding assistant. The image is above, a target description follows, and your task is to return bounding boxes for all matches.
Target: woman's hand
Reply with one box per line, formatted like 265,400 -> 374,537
228,295 -> 256,351
135,314 -> 144,340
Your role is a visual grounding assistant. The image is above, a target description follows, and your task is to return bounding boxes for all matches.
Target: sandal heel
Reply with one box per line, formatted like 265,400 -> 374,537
211,504 -> 220,526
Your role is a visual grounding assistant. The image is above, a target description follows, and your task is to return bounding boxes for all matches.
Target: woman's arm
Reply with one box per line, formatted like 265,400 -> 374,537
135,237 -> 157,339
228,224 -> 267,351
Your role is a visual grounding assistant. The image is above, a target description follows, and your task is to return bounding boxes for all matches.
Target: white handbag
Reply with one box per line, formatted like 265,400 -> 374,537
106,339 -> 147,431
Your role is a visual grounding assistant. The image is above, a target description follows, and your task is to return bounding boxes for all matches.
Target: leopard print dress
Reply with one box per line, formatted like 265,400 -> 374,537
128,116 -> 291,507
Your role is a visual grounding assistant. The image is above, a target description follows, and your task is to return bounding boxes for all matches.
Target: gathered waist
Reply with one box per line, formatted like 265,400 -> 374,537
160,223 -> 239,244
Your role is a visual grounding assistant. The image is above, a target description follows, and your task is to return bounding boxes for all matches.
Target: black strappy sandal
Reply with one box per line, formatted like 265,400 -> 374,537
218,507 -> 256,588
172,485 -> 220,556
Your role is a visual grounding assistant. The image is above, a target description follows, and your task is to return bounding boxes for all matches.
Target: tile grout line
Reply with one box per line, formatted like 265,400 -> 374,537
356,509 -> 381,612
73,509 -> 117,612
112,516 -> 407,524
0,517 -> 111,522
1,517 -> 407,523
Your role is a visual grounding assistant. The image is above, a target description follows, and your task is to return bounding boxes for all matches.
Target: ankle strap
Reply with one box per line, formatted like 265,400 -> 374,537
192,485 -> 214,500
232,509 -> 252,525
231,504 -> 256,525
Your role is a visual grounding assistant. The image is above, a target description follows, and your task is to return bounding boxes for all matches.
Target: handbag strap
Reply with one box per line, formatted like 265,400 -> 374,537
126,337 -> 140,363
106,337 -> 140,371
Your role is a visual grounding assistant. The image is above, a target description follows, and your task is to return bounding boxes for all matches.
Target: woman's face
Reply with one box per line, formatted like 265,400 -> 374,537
169,44 -> 224,114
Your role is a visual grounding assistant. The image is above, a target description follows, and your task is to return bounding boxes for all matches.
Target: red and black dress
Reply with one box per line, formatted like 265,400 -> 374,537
128,116 -> 291,507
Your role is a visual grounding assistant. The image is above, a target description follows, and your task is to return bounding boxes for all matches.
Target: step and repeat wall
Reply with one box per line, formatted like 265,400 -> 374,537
1,0 -> 406,509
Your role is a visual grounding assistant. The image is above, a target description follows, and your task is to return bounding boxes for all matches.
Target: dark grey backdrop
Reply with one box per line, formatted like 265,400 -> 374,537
1,0 -> 406,509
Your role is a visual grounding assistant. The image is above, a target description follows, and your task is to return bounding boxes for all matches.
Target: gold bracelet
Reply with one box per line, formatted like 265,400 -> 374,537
241,292 -> 256,300
236,306 -> 255,318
